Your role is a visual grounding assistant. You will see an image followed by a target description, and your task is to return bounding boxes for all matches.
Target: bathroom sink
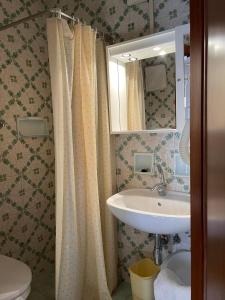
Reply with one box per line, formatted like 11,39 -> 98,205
107,189 -> 190,234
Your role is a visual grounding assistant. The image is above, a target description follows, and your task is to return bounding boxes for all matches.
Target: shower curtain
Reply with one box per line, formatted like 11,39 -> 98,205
96,39 -> 118,293
47,18 -> 117,300
126,61 -> 145,130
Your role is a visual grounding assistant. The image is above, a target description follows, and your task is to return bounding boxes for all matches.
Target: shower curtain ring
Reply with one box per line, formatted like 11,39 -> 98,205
71,16 -> 76,26
53,8 -> 62,19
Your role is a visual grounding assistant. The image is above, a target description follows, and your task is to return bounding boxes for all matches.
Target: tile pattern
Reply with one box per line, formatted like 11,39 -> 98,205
0,0 -> 190,285
115,132 -> 190,280
116,133 -> 190,193
142,53 -> 176,130
50,0 -> 190,283
65,0 -> 190,282
154,0 -> 190,32
50,0 -> 189,41
76,0 -> 151,42
49,0 -> 151,41
0,1 -> 55,274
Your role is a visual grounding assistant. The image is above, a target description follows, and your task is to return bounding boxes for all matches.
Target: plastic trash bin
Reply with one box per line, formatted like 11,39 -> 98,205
129,258 -> 160,300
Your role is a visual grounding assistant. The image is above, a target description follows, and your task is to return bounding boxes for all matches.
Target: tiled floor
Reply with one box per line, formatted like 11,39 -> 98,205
112,282 -> 132,300
28,271 -> 55,300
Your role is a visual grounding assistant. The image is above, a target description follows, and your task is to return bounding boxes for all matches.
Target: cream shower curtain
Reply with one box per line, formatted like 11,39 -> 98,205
126,61 -> 145,130
96,39 -> 118,293
47,18 -> 117,300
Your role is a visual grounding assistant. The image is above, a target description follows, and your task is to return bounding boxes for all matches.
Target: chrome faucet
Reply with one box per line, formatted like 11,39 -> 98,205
149,164 -> 167,196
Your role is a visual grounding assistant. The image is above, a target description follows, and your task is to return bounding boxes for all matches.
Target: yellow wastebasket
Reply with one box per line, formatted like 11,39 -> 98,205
129,258 -> 160,300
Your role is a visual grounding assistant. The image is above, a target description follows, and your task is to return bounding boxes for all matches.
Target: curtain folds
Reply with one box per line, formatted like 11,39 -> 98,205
126,61 -> 146,130
96,39 -> 118,293
47,19 -> 116,300
47,19 -> 78,299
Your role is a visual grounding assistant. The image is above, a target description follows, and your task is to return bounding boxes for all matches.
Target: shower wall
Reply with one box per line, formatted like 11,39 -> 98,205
51,0 -> 190,281
0,1 -> 55,274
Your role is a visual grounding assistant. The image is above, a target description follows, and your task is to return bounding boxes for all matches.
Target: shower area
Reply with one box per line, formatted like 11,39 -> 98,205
0,2 -> 118,299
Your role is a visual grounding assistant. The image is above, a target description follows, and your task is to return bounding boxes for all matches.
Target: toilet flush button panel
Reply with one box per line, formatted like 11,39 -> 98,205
17,117 -> 49,137
127,0 -> 148,5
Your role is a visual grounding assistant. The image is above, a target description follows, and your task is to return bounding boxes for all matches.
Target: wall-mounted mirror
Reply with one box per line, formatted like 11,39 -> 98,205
107,24 -> 190,134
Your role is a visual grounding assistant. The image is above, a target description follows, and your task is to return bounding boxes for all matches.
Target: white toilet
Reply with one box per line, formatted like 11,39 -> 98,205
154,250 -> 191,300
0,255 -> 32,300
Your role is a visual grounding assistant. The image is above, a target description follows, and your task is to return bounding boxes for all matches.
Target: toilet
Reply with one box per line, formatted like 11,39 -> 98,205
0,255 -> 32,300
154,250 -> 191,300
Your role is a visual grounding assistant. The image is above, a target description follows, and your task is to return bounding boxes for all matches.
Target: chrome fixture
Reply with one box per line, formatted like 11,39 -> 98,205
0,8 -> 78,33
153,234 -> 163,265
0,8 -> 113,43
149,164 -> 167,196
153,234 -> 169,265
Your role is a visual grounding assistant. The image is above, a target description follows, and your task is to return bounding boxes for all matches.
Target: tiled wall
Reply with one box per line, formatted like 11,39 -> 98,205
0,0 -> 190,282
142,53 -> 176,130
0,1 -> 55,274
116,131 -> 191,279
115,1 -> 190,280
50,0 -> 190,282
74,0 -> 190,281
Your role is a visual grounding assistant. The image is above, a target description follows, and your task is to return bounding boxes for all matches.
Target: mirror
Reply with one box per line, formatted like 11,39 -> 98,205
107,24 -> 190,134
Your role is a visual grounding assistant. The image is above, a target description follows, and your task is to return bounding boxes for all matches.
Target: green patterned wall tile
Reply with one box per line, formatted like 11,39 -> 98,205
0,0 -> 55,275
0,0 -> 190,282
67,0 -> 190,281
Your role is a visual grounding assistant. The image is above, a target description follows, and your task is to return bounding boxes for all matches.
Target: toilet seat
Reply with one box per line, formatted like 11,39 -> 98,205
0,255 -> 32,300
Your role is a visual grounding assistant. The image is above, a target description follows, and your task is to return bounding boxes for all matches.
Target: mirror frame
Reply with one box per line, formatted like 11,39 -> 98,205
175,24 -> 190,133
107,24 -> 190,134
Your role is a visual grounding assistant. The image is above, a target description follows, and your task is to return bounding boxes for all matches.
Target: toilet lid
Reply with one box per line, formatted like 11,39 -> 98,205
0,255 -> 32,300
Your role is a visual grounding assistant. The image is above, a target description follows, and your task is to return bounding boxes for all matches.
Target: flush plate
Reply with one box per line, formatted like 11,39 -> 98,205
17,117 -> 49,137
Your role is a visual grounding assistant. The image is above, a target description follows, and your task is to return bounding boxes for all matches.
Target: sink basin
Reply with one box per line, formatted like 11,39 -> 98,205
107,189 -> 190,234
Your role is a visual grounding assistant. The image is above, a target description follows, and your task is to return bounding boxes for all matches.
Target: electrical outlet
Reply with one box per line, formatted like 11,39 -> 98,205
127,0 -> 148,6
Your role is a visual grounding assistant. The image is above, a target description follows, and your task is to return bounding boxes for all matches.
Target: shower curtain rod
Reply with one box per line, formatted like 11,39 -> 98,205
0,8 -> 114,43
0,8 -> 79,32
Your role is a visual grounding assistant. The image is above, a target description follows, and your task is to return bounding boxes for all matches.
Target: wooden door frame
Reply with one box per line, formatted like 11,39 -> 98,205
190,0 -> 207,299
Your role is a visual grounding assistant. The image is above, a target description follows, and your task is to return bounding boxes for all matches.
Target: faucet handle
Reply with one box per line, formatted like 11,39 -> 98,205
156,164 -> 167,191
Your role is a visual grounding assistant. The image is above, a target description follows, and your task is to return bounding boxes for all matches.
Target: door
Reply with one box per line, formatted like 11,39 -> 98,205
191,0 -> 225,299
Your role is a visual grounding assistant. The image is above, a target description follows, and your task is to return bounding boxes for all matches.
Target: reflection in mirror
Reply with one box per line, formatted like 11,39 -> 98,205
142,53 -> 176,130
126,61 -> 145,130
125,53 -> 176,131
113,53 -> 176,131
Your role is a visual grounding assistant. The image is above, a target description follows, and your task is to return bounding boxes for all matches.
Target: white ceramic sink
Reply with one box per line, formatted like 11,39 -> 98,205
107,189 -> 190,234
